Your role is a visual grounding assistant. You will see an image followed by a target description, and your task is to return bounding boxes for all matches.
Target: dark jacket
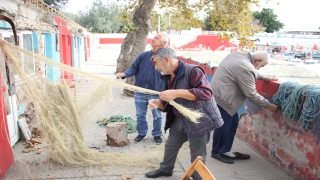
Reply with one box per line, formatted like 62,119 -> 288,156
124,50 -> 162,91
162,62 -> 224,139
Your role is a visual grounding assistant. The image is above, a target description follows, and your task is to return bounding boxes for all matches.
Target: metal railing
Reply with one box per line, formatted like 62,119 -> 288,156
25,0 -> 85,30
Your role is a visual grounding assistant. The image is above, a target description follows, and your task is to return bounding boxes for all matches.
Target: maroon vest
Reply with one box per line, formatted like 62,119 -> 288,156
164,62 -> 224,138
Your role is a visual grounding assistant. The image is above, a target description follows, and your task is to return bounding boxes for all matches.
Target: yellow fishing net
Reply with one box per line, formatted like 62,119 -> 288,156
0,38 -> 200,168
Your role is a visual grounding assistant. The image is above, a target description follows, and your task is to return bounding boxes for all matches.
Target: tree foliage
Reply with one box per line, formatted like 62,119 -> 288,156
120,0 -> 266,39
149,11 -> 204,33
150,12 -> 167,33
205,0 -> 265,41
73,0 -> 123,33
253,8 -> 284,33
43,0 -> 68,10
164,11 -> 203,30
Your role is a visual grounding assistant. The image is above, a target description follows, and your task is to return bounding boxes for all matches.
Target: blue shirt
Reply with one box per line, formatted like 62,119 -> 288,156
124,50 -> 163,92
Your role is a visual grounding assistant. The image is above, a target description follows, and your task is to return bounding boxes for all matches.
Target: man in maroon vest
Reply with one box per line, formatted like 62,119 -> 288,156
145,47 -> 223,180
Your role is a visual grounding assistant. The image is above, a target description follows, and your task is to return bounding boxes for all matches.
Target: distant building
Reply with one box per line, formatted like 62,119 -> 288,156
283,30 -> 320,35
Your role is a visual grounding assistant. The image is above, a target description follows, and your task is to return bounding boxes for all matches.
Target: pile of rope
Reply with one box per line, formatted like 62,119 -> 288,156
272,81 -> 320,131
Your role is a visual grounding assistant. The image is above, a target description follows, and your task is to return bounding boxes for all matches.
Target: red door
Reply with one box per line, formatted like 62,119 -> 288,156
61,35 -> 72,83
0,75 -> 14,177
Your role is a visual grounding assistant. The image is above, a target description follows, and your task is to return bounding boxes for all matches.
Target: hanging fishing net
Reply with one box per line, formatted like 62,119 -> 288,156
0,38 -> 199,170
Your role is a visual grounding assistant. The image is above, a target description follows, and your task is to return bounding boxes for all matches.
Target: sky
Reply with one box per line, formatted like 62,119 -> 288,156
65,0 -> 320,31
253,0 -> 320,31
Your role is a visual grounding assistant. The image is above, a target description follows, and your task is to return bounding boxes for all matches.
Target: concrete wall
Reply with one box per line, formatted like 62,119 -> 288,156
0,0 -> 18,15
178,56 -> 320,180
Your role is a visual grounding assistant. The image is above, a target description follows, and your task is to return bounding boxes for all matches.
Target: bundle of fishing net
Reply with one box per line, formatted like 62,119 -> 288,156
0,38 -> 200,168
272,81 -> 320,131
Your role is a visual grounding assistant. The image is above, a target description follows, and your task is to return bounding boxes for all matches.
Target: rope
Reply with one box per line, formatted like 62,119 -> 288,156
272,81 -> 320,131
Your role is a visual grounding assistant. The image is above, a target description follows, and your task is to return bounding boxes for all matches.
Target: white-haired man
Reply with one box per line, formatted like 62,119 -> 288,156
210,51 -> 278,164
116,33 -> 169,145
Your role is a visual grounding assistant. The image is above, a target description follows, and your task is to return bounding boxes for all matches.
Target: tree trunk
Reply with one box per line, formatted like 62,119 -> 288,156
106,122 -> 129,147
115,0 -> 157,96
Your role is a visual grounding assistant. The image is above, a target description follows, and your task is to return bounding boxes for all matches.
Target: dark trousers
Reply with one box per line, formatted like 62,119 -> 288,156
160,117 -> 210,180
211,105 -> 239,154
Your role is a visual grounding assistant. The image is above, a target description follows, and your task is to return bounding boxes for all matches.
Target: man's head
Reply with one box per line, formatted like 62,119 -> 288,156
251,51 -> 270,70
151,33 -> 169,50
151,47 -> 178,75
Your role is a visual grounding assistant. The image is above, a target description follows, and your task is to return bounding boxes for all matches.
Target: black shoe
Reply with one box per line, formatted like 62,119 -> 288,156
134,135 -> 146,143
231,152 -> 250,160
154,136 -> 162,145
211,154 -> 234,164
145,169 -> 172,178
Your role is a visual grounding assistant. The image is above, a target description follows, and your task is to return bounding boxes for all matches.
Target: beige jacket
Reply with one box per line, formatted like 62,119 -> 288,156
210,51 -> 271,116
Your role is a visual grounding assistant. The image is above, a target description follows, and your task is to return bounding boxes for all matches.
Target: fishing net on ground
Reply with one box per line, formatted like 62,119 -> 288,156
0,38 -> 200,169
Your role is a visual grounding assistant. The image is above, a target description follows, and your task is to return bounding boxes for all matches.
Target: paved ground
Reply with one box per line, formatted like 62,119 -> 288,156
1,45 -> 295,180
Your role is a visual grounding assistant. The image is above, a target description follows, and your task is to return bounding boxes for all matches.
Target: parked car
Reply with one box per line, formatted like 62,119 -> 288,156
294,51 -> 305,59
236,37 -> 260,42
272,47 -> 280,53
283,51 -> 295,60
312,50 -> 320,60
249,37 -> 260,42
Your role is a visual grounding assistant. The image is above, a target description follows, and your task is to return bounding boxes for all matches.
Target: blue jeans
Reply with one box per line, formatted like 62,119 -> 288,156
211,105 -> 239,154
134,92 -> 162,137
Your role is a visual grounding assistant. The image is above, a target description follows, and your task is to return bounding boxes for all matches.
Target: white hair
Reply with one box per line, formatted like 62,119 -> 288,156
251,51 -> 270,64
159,33 -> 169,47
152,47 -> 177,61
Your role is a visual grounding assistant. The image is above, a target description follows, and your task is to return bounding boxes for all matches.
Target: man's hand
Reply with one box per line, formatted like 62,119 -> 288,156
267,104 -> 278,112
264,76 -> 278,81
148,99 -> 163,110
116,72 -> 125,79
159,90 -> 177,102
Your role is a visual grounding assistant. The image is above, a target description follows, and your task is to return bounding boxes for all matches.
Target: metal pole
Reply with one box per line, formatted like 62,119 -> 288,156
158,15 -> 160,33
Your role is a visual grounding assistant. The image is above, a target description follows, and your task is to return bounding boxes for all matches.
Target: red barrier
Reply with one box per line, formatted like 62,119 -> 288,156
178,35 -> 238,51
0,76 -> 14,177
100,38 -> 153,44
255,80 -> 281,98
178,56 -> 280,98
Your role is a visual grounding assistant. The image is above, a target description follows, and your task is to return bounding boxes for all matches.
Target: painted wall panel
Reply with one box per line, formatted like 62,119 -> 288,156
32,32 -> 38,52
0,22 -> 11,29
55,17 -> 72,84
71,36 -> 78,68
43,33 -> 60,83
77,37 -> 85,69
